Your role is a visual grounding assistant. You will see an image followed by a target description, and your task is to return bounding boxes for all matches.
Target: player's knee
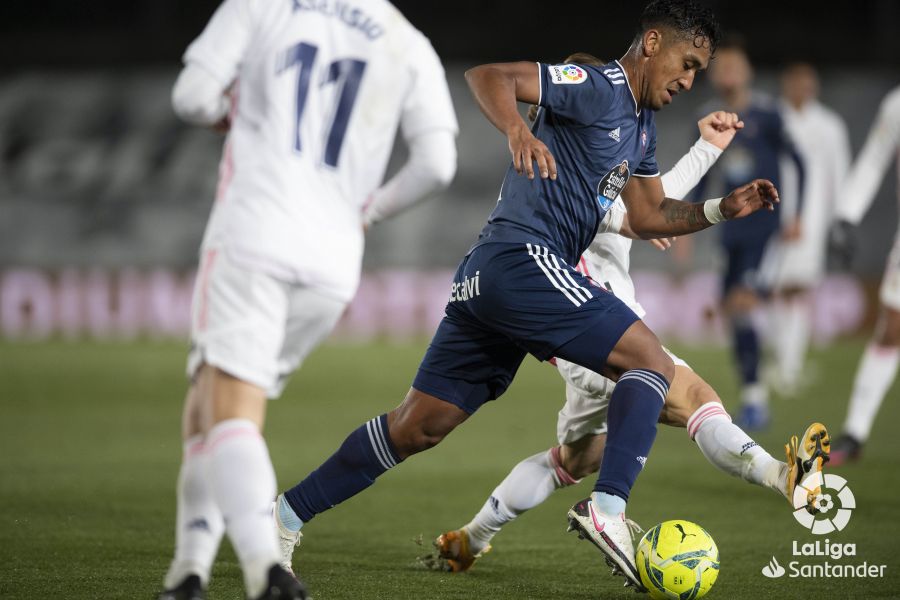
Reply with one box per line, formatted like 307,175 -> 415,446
561,449 -> 602,480
876,308 -> 900,346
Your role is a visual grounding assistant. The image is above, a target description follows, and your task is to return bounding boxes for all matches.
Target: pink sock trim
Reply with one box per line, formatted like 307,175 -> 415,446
184,437 -> 206,458
549,446 -> 581,486
868,344 -> 900,357
207,421 -> 262,452
687,403 -> 731,440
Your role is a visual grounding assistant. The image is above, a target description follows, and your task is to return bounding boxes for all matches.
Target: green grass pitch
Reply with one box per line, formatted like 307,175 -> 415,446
1,339 -> 898,599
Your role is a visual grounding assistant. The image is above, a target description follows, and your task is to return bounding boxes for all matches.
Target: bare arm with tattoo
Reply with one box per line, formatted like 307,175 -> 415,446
621,174 -> 779,239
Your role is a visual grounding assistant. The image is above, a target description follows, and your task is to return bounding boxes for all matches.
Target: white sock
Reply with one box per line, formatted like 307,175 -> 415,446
741,382 -> 769,407
773,299 -> 811,388
164,436 -> 225,589
208,419 -> 280,598
464,447 -> 578,552
688,404 -> 787,498
843,344 -> 900,442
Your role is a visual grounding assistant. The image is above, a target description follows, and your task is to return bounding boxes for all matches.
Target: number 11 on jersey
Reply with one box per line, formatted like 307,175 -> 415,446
278,42 -> 367,168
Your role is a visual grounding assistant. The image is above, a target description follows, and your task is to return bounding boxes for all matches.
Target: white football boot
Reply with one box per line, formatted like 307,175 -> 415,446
273,494 -> 303,576
567,494 -> 645,591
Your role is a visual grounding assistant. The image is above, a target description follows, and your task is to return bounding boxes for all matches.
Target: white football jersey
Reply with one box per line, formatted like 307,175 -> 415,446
836,85 -> 900,232
185,0 -> 458,300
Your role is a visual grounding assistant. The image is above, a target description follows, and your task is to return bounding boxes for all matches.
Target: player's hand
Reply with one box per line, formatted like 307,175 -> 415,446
650,237 -> 675,251
828,219 -> 857,270
508,124 -> 557,180
698,111 -> 743,151
721,179 -> 779,220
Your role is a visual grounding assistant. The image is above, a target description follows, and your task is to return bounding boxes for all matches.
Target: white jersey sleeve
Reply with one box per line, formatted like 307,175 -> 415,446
836,86 -> 900,225
400,33 -> 459,140
183,0 -> 258,85
659,138 -> 723,200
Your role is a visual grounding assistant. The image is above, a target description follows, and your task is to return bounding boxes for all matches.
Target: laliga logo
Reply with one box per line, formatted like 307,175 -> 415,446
792,472 -> 855,534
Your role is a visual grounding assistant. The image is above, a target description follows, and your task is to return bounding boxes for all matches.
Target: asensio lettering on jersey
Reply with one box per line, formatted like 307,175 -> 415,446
292,0 -> 384,39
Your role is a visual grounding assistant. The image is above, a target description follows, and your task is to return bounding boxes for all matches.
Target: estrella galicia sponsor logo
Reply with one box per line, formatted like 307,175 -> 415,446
596,160 -> 630,211
761,557 -> 785,578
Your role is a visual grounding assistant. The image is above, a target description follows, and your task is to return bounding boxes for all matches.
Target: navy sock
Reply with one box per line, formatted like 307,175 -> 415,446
283,414 -> 402,523
594,369 -> 668,501
732,317 -> 760,384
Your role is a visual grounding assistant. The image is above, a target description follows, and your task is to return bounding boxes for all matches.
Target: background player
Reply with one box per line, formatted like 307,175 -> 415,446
762,62 -> 851,394
270,1 -> 780,590
426,78 -> 829,574
686,38 -> 805,430
160,1 -> 458,598
829,85 -> 900,465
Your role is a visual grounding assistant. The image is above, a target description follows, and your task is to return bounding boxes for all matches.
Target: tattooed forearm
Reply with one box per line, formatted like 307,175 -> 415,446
658,198 -> 713,234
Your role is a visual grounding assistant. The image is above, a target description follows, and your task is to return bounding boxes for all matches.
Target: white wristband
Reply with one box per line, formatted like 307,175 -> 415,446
703,197 -> 726,224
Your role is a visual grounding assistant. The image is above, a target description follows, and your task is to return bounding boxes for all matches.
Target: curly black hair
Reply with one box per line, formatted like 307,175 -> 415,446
636,0 -> 722,54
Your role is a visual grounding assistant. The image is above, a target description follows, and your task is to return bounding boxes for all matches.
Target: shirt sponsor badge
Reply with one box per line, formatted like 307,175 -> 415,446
596,160 -> 630,211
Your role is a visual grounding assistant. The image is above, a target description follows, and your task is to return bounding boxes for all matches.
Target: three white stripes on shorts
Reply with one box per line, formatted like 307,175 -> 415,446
618,369 -> 669,403
526,243 -> 594,307
366,417 -> 397,470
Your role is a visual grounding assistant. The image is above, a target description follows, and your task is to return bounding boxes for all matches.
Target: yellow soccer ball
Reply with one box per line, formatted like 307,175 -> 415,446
636,520 -> 720,599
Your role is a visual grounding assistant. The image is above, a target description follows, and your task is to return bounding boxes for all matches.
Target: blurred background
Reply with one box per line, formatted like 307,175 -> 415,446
0,0 -> 898,343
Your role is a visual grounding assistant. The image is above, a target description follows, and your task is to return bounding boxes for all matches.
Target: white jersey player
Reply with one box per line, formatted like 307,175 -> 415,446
760,63 -> 851,392
422,100 -> 829,574
830,85 -> 900,465
161,1 -> 458,598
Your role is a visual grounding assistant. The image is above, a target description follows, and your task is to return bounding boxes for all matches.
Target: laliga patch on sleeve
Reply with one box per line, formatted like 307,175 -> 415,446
548,64 -> 588,85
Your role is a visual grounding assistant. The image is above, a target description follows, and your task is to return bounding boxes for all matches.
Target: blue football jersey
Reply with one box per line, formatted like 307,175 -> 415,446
473,60 -> 659,264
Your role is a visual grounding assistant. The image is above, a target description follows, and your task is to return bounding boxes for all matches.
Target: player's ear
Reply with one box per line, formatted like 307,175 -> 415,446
642,29 -> 662,58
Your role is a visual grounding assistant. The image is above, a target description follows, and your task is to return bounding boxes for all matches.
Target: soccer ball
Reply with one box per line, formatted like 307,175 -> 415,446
635,520 -> 720,599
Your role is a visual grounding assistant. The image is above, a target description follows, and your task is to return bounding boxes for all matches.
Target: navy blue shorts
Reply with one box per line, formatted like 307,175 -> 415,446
413,242 -> 640,414
722,235 -> 774,297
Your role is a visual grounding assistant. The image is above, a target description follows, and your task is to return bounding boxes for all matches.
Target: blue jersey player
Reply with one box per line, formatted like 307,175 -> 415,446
273,1 -> 778,592
698,39 -> 806,430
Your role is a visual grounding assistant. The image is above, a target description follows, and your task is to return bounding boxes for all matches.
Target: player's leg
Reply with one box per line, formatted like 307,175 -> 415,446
160,374 -> 225,600
769,286 -> 813,393
558,316 -> 673,588
432,368 -> 613,572
276,293 -> 526,540
724,241 -> 769,430
832,303 -> 900,464
164,250 -> 336,600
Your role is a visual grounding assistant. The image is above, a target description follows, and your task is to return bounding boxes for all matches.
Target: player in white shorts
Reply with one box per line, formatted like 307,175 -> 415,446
160,1 -> 458,598
829,85 -> 900,465
420,56 -> 829,573
758,63 -> 851,392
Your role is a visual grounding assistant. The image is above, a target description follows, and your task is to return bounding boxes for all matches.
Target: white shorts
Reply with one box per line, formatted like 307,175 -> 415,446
880,237 -> 900,311
760,235 -> 826,289
187,247 -> 348,398
554,348 -> 689,446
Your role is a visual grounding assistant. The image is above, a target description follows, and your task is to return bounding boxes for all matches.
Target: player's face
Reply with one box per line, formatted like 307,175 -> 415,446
782,66 -> 819,107
645,35 -> 711,111
708,48 -> 752,95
